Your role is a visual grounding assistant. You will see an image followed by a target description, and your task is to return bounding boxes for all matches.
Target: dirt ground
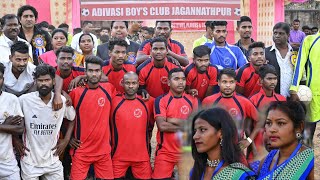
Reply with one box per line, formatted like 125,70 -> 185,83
313,123 -> 320,179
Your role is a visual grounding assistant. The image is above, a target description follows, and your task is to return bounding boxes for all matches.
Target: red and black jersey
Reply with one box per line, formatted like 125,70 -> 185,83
236,63 -> 261,97
202,92 -> 258,135
56,66 -> 85,92
102,61 -> 136,93
110,95 -> 154,161
250,88 -> 286,111
138,38 -> 186,56
137,58 -> 178,98
154,91 -> 199,158
184,63 -> 218,100
69,82 -> 116,156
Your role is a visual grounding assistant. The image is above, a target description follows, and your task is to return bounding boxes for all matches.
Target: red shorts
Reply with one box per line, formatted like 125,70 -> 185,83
70,153 -> 113,180
113,160 -> 151,179
152,153 -> 179,179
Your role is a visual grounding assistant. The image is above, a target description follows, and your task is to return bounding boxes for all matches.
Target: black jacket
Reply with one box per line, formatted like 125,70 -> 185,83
265,46 -> 281,94
19,26 -> 52,65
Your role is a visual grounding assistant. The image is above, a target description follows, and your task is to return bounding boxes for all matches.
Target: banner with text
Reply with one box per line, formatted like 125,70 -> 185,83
172,21 -> 206,31
80,1 -> 241,21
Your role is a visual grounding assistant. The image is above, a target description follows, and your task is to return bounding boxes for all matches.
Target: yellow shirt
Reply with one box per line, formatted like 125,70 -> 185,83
193,35 -> 213,49
74,53 -> 85,67
67,33 -> 73,46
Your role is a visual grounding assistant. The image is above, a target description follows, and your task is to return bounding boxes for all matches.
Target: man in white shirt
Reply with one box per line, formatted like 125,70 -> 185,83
1,41 -> 35,96
265,22 -> 295,98
0,14 -> 33,63
71,21 -> 98,54
19,64 -> 75,180
0,62 -> 24,180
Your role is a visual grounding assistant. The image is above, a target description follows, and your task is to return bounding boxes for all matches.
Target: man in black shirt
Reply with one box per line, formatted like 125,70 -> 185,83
17,5 -> 52,65
97,21 -> 140,64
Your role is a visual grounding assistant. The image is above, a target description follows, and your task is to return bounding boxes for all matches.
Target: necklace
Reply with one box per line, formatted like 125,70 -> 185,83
206,159 -> 220,167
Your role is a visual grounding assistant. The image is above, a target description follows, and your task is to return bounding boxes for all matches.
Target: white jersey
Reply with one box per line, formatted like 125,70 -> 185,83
0,91 -> 23,162
19,91 -> 75,167
2,61 -> 36,96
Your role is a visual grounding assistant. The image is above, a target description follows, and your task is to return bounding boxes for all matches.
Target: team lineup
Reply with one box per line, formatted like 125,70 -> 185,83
0,4 -> 319,180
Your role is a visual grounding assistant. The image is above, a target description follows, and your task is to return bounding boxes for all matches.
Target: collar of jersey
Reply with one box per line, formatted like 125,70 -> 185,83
259,87 -> 275,97
169,90 -> 185,98
219,92 -> 234,98
152,58 -> 168,68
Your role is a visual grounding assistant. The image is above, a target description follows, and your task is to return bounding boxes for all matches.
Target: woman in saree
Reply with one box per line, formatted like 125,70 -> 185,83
190,108 -> 256,180
39,28 -> 68,67
258,101 -> 314,179
74,33 -> 94,67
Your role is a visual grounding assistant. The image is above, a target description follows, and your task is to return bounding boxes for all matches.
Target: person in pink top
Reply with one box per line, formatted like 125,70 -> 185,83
39,29 -> 68,67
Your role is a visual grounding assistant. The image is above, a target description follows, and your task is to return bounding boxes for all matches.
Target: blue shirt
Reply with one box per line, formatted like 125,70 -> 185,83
205,41 -> 247,70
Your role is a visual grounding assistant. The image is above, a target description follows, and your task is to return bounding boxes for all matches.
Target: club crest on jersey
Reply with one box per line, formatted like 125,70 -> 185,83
223,57 -> 231,66
98,97 -> 105,107
53,112 -> 58,119
134,108 -> 143,118
229,108 -> 238,118
180,105 -> 190,115
291,51 -> 298,65
127,52 -> 137,64
160,76 -> 168,84
3,112 -> 9,119
201,79 -> 208,87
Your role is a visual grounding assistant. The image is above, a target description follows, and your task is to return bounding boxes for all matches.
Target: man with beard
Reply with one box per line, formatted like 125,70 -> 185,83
69,56 -> 116,180
205,21 -> 247,70
236,42 -> 266,98
0,14 -> 33,63
102,39 -> 136,93
202,68 -> 261,153
185,45 -> 219,101
97,21 -> 140,64
1,41 -> 36,96
0,62 -> 24,180
137,37 -> 179,98
17,5 -> 52,65
152,68 -> 198,179
136,21 -> 189,67
235,16 -> 254,60
110,72 -> 154,179
18,64 -> 75,179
